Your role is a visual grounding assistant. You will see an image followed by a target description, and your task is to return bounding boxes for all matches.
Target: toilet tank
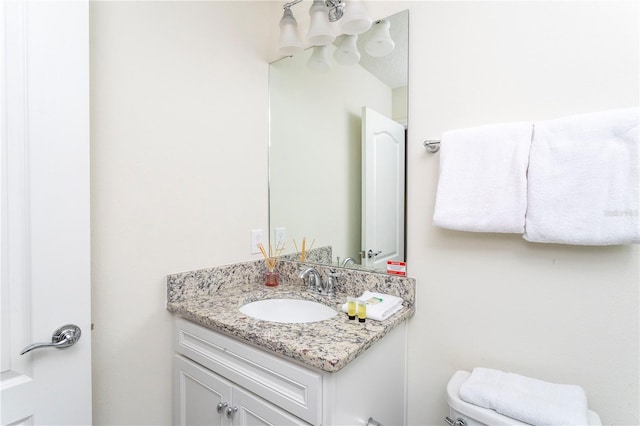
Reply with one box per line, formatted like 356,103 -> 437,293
446,370 -> 602,426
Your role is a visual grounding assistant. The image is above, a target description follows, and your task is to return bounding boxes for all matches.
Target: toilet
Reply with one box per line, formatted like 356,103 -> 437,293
446,370 -> 602,426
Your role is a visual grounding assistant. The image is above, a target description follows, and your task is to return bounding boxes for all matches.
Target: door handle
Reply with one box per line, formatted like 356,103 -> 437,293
20,324 -> 81,355
367,249 -> 382,259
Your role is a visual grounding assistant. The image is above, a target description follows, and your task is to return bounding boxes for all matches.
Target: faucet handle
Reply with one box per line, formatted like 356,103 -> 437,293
324,273 -> 338,297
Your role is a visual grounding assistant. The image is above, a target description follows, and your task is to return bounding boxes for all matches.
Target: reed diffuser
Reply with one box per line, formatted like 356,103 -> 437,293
257,242 -> 284,287
293,237 -> 315,262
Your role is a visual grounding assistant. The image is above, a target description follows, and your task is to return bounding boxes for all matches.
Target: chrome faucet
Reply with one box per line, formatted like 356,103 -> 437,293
299,267 -> 322,293
341,257 -> 356,267
299,267 -> 335,297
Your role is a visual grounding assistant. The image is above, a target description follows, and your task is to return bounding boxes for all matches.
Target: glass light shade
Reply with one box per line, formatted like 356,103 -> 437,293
307,45 -> 331,73
339,0 -> 372,35
365,19 -> 395,57
277,8 -> 303,56
333,34 -> 360,66
307,0 -> 335,46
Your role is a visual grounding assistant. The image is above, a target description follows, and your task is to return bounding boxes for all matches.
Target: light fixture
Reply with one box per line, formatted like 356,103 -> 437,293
277,0 -> 371,52
333,34 -> 360,65
325,0 -> 345,21
277,6 -> 303,56
339,0 -> 372,35
277,0 -> 391,70
307,0 -> 335,46
365,19 -> 395,57
306,45 -> 331,73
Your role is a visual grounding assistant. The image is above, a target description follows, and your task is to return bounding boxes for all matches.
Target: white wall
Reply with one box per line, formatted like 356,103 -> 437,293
91,1 -> 639,425
402,2 -> 639,425
90,2 -> 270,424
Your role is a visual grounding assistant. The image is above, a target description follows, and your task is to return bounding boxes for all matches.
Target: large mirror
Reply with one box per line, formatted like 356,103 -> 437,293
269,9 -> 408,272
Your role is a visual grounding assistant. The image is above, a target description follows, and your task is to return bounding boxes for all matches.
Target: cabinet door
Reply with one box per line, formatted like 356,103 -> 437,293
230,386 -> 309,426
174,355 -> 232,426
175,318 -> 322,424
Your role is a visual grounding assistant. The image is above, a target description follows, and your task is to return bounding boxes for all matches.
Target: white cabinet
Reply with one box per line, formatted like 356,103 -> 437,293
173,317 -> 407,426
174,355 -> 230,426
174,355 -> 305,426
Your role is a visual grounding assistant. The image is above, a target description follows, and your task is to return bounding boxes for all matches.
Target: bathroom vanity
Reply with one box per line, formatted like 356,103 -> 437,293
167,260 -> 416,426
174,317 -> 407,425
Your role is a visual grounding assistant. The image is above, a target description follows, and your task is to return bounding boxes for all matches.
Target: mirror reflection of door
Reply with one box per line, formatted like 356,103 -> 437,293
362,107 -> 406,270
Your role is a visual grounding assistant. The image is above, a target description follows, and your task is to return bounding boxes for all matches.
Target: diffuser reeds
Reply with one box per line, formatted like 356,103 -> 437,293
257,241 -> 285,271
293,237 -> 315,262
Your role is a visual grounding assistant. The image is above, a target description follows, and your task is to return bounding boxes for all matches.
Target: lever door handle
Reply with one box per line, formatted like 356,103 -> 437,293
367,249 -> 382,259
20,324 -> 81,355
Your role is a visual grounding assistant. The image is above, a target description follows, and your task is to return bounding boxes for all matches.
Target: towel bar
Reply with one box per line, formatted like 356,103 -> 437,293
423,139 -> 441,153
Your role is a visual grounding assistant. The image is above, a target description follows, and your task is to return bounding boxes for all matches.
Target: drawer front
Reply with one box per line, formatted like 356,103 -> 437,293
174,318 -> 322,425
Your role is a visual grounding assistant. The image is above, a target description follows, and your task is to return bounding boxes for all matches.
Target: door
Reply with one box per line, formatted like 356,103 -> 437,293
1,1 -> 91,424
361,107 -> 405,270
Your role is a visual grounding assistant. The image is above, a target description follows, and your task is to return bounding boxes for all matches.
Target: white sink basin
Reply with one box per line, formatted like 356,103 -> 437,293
239,299 -> 337,323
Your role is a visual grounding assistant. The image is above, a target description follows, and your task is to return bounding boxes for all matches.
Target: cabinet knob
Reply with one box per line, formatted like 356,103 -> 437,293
226,406 -> 238,419
216,402 -> 228,414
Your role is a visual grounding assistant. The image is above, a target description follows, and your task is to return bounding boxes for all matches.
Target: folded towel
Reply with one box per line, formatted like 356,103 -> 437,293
459,367 -> 589,426
433,122 -> 533,233
341,291 -> 403,321
524,108 -> 639,245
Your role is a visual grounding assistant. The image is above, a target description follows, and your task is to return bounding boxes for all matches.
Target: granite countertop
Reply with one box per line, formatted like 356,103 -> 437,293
167,262 -> 415,373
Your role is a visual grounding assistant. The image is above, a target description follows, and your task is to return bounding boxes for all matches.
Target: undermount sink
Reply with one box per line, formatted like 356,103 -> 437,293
239,298 -> 338,323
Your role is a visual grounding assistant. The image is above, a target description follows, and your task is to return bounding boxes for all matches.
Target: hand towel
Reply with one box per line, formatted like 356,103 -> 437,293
459,367 -> 589,426
433,122 -> 533,233
524,108 -> 639,245
341,291 -> 404,321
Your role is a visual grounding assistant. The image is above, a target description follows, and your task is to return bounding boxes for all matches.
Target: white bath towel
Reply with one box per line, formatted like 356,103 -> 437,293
341,291 -> 403,321
524,108 -> 639,245
433,122 -> 533,233
459,367 -> 589,426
